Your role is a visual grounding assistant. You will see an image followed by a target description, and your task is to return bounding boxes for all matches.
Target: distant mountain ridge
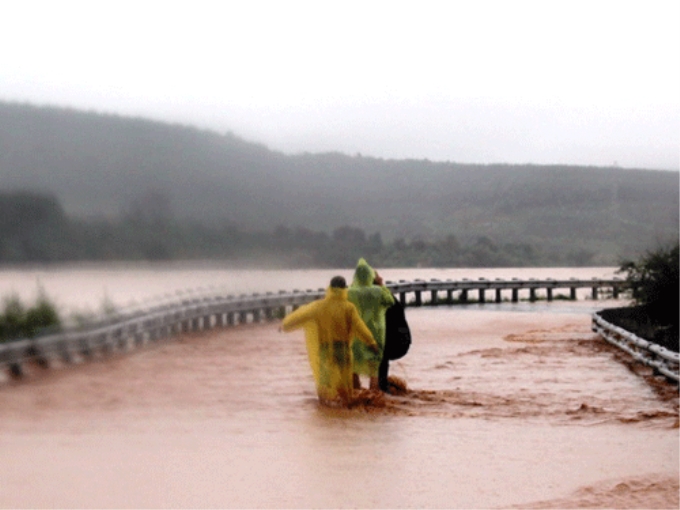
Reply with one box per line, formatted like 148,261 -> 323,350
1,100 -> 678,263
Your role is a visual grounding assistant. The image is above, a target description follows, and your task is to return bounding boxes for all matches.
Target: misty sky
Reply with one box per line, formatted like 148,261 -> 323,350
1,0 -> 678,170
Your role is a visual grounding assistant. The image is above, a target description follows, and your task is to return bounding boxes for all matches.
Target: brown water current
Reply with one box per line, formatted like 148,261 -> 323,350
0,301 -> 677,509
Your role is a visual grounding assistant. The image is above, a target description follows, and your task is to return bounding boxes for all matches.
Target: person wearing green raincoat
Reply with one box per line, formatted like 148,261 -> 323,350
348,258 -> 395,391
281,275 -> 379,406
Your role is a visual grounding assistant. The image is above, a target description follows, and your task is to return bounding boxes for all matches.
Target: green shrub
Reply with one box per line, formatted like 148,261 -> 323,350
0,295 -> 25,341
24,292 -> 61,337
0,291 -> 61,342
618,243 -> 679,329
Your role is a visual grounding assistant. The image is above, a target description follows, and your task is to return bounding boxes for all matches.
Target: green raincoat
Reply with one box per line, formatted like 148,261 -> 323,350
348,258 -> 395,378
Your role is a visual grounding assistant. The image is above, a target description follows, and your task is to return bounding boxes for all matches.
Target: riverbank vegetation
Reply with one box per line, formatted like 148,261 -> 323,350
604,243 -> 679,353
0,290 -> 60,343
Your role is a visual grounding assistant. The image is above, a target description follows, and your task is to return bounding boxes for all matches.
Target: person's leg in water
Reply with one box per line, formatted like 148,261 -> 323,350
378,354 -> 390,392
354,373 -> 381,392
369,353 -> 383,391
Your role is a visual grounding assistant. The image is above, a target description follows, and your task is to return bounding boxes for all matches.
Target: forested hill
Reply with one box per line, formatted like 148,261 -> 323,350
0,100 -> 678,266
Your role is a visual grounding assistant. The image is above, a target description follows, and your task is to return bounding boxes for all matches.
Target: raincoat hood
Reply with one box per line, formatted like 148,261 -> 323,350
352,258 -> 375,287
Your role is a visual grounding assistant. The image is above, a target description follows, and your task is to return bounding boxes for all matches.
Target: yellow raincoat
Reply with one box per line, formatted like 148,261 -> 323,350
281,286 -> 378,405
348,258 -> 395,378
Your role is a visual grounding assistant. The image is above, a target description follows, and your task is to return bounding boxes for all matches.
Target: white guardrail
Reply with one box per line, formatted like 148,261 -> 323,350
0,287 -> 325,378
592,311 -> 679,383
3,276 -> 674,383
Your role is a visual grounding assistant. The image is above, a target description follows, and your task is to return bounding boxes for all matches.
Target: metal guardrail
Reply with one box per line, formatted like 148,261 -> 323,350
592,311 -> 679,383
0,277 -> 630,380
0,288 -> 324,378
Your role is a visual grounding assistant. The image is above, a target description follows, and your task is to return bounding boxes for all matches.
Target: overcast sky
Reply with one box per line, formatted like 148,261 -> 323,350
1,0 -> 678,169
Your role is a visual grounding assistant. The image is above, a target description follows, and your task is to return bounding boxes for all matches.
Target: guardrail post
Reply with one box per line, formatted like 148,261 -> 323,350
77,335 -> 89,358
56,337 -> 72,364
216,310 -> 226,327
149,318 -> 159,341
181,315 -> 191,333
9,362 -> 23,378
132,322 -> 143,346
191,316 -> 200,332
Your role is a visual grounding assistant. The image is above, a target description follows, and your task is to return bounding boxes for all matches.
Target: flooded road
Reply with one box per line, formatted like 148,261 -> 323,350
0,302 -> 677,508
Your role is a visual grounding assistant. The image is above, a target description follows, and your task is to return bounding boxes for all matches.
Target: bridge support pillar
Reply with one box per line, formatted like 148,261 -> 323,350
547,288 -> 553,301
495,288 -> 502,303
512,289 -> 518,303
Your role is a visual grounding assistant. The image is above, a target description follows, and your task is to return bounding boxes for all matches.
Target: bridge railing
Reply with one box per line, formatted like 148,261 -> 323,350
386,277 -> 627,305
0,277 -> 630,380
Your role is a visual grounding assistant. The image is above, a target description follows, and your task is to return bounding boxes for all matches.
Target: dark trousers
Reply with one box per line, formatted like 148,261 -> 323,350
378,355 -> 390,391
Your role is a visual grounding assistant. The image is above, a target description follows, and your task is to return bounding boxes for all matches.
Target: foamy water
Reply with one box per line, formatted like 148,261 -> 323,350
0,266 -> 677,508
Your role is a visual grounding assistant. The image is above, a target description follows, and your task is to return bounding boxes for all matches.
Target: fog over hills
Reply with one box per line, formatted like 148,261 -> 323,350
1,101 -> 678,265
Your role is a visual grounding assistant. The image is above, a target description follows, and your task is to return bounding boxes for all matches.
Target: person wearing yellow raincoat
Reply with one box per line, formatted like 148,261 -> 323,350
348,258 -> 395,391
281,276 -> 379,406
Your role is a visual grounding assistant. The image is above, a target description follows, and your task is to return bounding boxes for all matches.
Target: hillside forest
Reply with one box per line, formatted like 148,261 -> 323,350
0,101 -> 678,268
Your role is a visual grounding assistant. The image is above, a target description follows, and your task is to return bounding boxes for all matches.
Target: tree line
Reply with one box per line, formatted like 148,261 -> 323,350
1,191 -> 595,268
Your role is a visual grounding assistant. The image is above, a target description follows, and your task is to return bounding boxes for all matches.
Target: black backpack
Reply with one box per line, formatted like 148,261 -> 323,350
384,295 -> 411,360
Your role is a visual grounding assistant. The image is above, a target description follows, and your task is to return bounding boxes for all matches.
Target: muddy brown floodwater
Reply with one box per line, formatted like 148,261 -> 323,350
0,303 -> 677,508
